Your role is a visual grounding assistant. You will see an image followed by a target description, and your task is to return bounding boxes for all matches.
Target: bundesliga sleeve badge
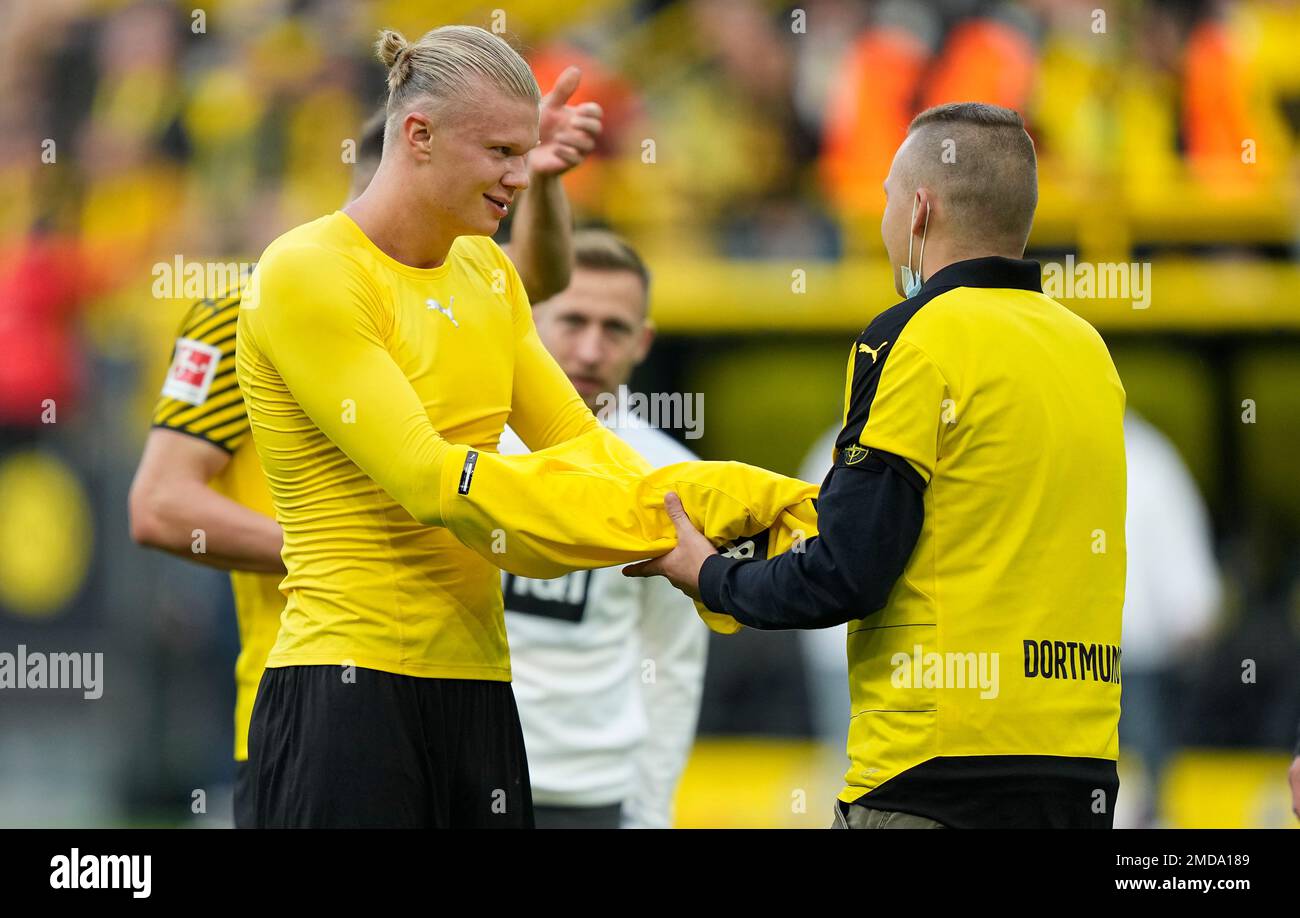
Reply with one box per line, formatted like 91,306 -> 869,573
161,337 -> 222,406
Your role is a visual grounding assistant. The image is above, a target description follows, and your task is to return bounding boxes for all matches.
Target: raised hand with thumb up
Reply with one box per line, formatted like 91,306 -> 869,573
530,65 -> 604,176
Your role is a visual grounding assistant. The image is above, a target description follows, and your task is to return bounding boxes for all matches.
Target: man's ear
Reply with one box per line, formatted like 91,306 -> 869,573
912,188 -> 933,237
403,111 -> 434,159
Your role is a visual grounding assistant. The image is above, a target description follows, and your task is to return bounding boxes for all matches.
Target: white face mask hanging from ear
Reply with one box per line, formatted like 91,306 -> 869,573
900,195 -> 930,298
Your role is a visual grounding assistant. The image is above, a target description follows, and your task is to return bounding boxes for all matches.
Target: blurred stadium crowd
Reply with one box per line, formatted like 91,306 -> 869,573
0,0 -> 1298,827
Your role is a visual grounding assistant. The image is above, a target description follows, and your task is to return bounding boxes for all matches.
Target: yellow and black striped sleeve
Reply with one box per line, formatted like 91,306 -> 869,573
151,288 -> 248,453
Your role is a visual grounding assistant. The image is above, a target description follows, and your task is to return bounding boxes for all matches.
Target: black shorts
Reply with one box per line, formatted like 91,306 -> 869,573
233,760 -> 255,829
247,665 -> 533,828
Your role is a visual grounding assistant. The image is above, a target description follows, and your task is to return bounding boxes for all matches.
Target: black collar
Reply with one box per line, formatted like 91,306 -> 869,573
919,256 -> 1042,295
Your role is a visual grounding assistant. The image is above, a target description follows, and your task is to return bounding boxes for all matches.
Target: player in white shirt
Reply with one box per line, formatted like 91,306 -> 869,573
500,230 -> 708,829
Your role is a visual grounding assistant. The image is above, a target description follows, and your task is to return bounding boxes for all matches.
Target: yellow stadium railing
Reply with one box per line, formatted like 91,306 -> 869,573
648,258 -> 1300,334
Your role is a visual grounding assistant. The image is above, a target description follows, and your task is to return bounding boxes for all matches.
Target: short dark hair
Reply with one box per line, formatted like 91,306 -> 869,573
904,102 -> 1038,249
908,101 -> 1027,133
572,229 -> 651,294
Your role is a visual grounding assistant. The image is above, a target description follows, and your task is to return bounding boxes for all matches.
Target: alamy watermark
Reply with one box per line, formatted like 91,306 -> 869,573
891,644 -> 1000,699
50,849 -> 150,898
595,385 -> 704,440
1041,255 -> 1152,309
0,645 -> 103,699
152,257 -> 253,300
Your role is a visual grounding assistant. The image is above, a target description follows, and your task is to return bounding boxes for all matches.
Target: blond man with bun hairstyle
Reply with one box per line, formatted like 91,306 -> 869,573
351,27 -> 599,293
235,25 -> 617,828
130,25 -> 603,828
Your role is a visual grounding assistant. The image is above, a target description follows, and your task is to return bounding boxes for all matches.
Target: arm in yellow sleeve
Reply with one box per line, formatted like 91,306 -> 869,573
244,243 -> 460,526
435,426 -> 820,632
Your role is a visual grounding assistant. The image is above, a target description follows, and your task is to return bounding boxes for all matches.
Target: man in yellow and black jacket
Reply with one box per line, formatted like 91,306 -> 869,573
629,102 -> 1127,829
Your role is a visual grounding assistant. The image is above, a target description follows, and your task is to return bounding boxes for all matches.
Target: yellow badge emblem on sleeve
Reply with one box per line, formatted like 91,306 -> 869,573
842,444 -> 869,466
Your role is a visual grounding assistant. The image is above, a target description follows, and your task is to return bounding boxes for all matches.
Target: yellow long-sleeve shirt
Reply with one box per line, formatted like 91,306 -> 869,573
236,210 -> 823,679
236,211 -> 612,679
